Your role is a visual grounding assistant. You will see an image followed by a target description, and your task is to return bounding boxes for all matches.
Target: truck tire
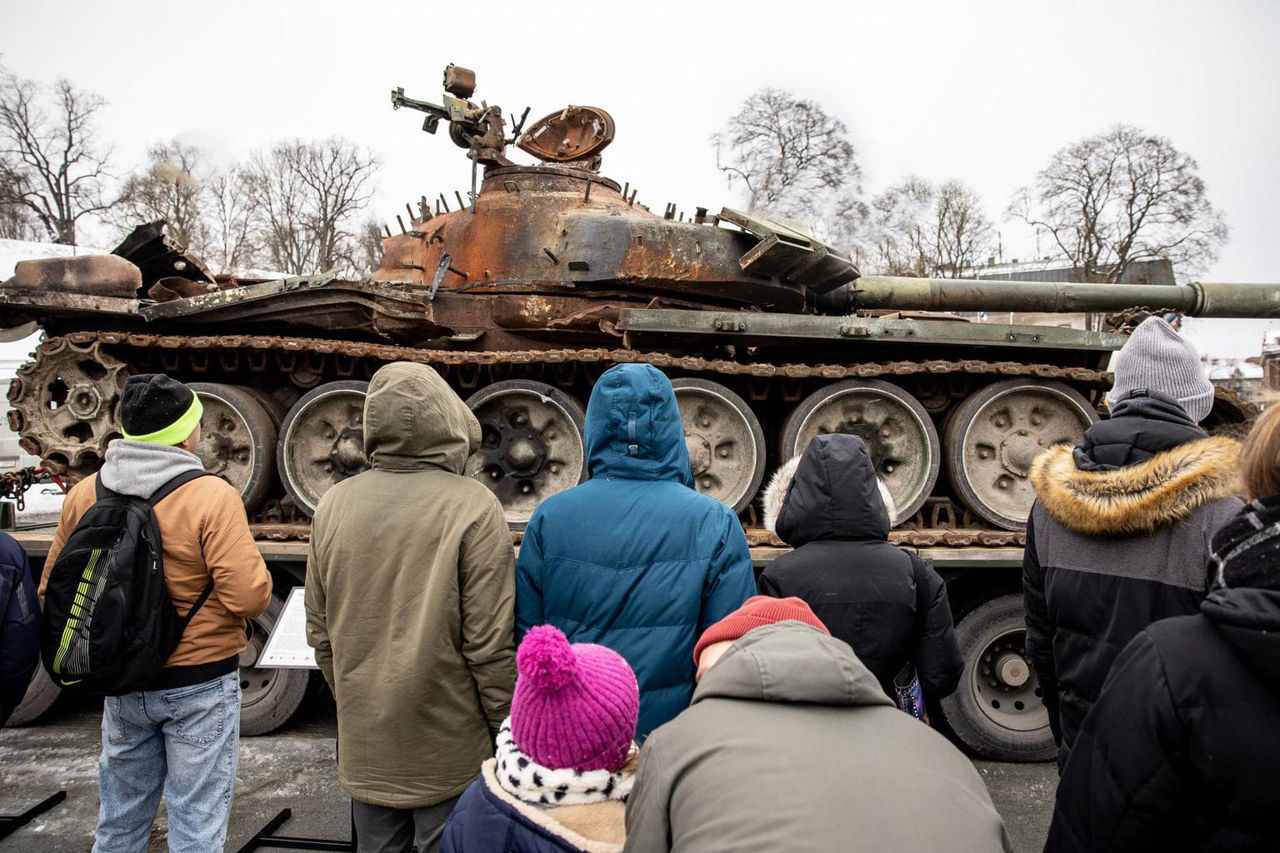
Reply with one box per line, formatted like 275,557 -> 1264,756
238,593 -> 309,736
6,665 -> 61,726
939,594 -> 1058,762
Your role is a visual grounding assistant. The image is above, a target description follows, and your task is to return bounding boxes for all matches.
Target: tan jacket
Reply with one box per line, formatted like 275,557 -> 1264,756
306,362 -> 516,809
43,469 -> 272,667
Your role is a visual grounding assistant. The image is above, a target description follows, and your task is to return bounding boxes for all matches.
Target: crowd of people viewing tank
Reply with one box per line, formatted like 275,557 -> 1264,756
0,315 -> 1278,851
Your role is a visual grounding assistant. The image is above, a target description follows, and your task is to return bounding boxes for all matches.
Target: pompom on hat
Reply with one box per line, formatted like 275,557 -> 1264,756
510,626 -> 639,773
693,595 -> 829,663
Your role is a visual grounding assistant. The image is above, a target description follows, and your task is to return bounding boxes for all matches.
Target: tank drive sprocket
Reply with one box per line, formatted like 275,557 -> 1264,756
6,338 -> 130,480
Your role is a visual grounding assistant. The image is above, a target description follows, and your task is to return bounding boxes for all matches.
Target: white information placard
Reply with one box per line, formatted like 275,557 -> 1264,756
257,586 -> 319,669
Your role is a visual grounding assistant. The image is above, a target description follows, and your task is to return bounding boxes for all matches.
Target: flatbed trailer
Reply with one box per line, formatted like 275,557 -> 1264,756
7,524 -> 1037,760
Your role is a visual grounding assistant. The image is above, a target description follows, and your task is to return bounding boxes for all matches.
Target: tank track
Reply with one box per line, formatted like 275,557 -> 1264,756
28,330 -> 1114,385
12,330 -> 1107,550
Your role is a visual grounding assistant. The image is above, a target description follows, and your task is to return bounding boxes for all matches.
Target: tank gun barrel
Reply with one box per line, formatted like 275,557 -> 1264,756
848,276 -> 1280,319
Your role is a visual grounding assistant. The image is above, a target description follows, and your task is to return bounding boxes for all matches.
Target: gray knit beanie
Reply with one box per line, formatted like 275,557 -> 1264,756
1106,317 -> 1214,422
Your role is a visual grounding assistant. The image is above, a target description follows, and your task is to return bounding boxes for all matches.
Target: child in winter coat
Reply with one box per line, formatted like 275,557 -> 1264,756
758,434 -> 963,703
442,625 -> 640,853
1045,403 -> 1280,852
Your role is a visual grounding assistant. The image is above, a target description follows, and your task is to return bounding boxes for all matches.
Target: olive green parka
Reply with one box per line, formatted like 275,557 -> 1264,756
305,363 -> 516,808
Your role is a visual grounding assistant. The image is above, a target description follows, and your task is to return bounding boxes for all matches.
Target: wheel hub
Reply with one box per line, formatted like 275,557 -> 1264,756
998,429 -> 1044,478
685,434 -> 713,474
995,652 -> 1030,688
67,384 -> 104,419
330,428 -> 368,474
672,380 -> 767,513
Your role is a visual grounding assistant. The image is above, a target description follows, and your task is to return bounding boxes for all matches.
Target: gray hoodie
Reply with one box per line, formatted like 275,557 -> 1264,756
623,622 -> 1011,853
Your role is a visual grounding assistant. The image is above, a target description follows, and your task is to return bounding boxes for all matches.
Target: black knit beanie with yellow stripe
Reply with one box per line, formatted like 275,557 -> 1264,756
120,374 -> 203,445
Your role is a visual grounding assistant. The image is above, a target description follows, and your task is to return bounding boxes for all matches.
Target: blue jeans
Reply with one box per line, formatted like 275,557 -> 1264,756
93,672 -> 241,853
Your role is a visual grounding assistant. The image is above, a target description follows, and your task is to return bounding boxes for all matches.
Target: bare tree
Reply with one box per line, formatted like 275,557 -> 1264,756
242,139 -> 380,276
1010,124 -> 1227,281
932,180 -> 996,277
712,88 -> 860,218
864,177 -> 995,277
0,69 -> 113,245
205,168 -> 257,272
109,140 -> 209,249
0,194 -> 39,240
356,217 -> 385,275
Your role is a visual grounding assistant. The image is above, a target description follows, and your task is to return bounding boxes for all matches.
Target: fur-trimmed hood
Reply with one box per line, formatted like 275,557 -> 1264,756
1030,435 -> 1242,536
762,436 -> 899,539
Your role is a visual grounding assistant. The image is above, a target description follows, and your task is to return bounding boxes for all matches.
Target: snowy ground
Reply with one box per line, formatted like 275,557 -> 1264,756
0,699 -> 1058,853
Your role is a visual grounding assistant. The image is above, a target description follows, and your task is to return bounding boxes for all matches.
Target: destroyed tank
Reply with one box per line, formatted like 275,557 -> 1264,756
1,65 -> 1276,543
7,65 -> 1280,756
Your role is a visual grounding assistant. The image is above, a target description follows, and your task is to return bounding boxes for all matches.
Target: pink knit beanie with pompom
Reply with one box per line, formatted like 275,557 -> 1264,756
510,625 -> 639,773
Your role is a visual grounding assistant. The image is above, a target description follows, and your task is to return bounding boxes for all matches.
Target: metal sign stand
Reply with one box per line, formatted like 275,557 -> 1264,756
0,790 -> 67,841
235,801 -> 355,852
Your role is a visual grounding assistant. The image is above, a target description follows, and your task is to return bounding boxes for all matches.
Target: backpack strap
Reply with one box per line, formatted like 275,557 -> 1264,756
148,470 -> 219,626
148,469 -> 215,507
178,578 -> 217,628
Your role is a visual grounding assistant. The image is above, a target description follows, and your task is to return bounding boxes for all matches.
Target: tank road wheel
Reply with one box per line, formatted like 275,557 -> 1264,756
7,339 -> 129,479
465,381 -> 586,525
939,594 -> 1057,762
278,380 -> 370,517
672,379 -> 766,513
780,379 -> 940,523
945,380 -> 1097,530
239,593 -> 309,736
189,383 -> 278,512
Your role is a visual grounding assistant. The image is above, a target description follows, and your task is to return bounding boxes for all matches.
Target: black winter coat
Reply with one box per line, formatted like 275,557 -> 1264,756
0,530 -> 38,727
758,434 -> 963,700
1023,392 -> 1241,769
1046,586 -> 1280,852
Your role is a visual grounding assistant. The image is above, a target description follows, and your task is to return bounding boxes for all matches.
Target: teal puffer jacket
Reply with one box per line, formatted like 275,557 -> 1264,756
516,364 -> 754,739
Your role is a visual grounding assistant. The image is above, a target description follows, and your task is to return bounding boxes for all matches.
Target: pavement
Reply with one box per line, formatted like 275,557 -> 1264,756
0,695 -> 1057,852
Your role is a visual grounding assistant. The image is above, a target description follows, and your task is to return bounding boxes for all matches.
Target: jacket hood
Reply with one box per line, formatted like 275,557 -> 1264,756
1076,390 -> 1206,472
768,434 -> 892,545
692,621 -> 894,708
1030,435 -> 1241,536
99,438 -> 204,498
584,364 -> 692,486
1201,587 -> 1280,684
363,363 -> 481,473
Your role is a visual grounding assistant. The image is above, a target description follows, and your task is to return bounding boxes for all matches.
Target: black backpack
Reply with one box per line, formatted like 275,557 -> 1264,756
41,470 -> 215,695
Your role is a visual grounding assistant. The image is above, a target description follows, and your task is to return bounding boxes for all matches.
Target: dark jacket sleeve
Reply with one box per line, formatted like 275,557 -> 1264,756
1046,631 -> 1188,853
697,510 -> 755,636
514,511 -> 546,647
0,537 -> 40,727
911,555 -> 963,699
756,562 -> 783,597
1022,512 -> 1062,745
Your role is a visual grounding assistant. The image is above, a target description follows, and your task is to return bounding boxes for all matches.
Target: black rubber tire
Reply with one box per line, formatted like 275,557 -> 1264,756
944,379 -> 1096,530
6,665 -> 61,726
779,379 -> 940,523
189,382 -> 278,513
671,378 -> 767,513
277,380 -> 370,517
243,386 -> 290,433
238,594 -> 310,736
939,594 -> 1058,762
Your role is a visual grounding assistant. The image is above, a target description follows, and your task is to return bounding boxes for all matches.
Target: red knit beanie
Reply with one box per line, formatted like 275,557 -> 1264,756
693,595 -> 830,663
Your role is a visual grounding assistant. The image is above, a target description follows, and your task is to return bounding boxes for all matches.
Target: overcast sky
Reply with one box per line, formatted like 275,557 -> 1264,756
2,0 -> 1278,357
